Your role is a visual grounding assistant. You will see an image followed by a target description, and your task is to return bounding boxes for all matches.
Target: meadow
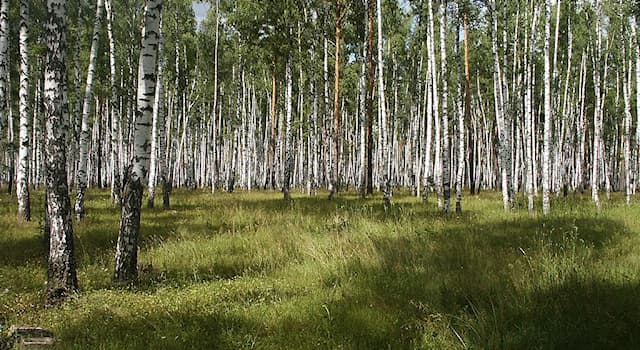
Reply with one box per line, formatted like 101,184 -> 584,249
1,188 -> 640,349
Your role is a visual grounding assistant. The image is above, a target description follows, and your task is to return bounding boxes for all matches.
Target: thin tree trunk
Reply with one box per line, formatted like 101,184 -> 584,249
76,0 -> 105,220
148,22 -> 164,208
542,0 -> 552,215
17,0 -> 30,222
632,16 -> 640,194
329,0 -> 342,200
378,0 -> 390,208
211,0 -> 219,193
591,0 -> 603,211
439,0 -> 451,214
366,0 -> 374,196
0,0 -> 7,179
489,0 -> 512,212
456,11 -> 469,213
105,0 -> 121,207
283,57 -> 293,200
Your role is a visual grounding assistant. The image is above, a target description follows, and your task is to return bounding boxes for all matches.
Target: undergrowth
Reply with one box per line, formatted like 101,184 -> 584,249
1,188 -> 639,349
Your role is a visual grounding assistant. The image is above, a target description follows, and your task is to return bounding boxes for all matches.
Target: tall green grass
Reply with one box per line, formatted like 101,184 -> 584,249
1,188 -> 640,349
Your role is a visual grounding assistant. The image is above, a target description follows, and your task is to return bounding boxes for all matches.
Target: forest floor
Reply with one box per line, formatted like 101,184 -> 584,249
1,188 -> 640,349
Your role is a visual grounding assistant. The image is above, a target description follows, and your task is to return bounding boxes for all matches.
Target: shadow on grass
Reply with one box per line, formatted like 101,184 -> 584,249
323,215 -> 639,349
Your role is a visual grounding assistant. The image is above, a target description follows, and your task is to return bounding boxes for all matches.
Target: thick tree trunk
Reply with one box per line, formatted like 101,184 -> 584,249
115,0 -> 162,283
17,0 -> 30,222
45,0 -> 78,303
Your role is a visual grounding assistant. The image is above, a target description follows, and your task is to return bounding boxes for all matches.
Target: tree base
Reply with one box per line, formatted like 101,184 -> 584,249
114,172 -> 143,283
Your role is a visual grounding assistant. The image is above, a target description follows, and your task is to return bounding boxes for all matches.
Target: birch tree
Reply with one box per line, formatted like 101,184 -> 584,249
489,0 -> 512,212
329,0 -> 342,201
542,0 -> 552,215
365,0 -> 374,196
284,56 -> 293,200
0,0 -> 7,177
45,0 -> 79,302
17,0 -> 30,221
105,0 -> 121,206
115,0 -> 162,282
76,0 -> 105,220
148,20 -> 164,208
439,0 -> 451,214
377,0 -> 391,208
591,0 -> 604,211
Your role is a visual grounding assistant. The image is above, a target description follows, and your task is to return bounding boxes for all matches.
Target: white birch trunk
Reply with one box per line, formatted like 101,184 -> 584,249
17,0 -> 30,221
76,0 -> 105,220
489,0 -> 511,212
45,0 -> 78,302
148,24 -> 164,208
591,0 -> 603,211
439,1 -> 451,213
632,17 -> 640,194
105,0 -> 121,206
623,54 -> 632,205
377,0 -> 390,207
542,0 -> 552,215
115,0 -> 162,282
283,57 -> 293,200
0,0 -> 7,176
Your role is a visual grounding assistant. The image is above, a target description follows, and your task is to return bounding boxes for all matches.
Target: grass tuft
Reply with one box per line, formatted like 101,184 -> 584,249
1,188 -> 640,349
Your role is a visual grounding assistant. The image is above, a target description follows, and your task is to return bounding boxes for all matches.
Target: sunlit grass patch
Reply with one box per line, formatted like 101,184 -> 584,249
1,188 -> 640,349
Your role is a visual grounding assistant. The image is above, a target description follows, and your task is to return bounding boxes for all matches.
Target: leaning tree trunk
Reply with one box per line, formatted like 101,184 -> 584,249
16,0 -> 30,222
45,0 -> 78,303
114,0 -> 162,283
75,0 -> 105,220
